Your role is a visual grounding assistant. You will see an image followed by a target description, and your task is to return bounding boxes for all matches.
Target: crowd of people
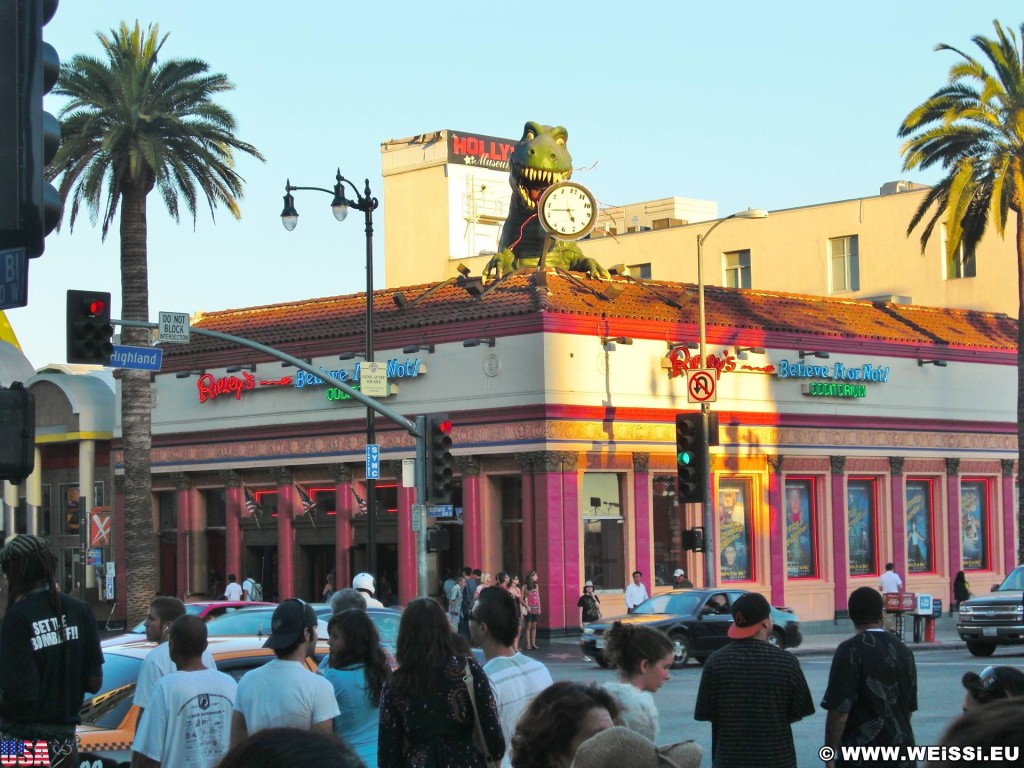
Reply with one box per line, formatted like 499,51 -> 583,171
2,541 -> 1023,767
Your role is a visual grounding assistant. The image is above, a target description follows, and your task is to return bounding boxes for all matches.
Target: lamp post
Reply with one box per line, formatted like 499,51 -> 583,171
695,208 -> 768,588
281,169 -> 380,575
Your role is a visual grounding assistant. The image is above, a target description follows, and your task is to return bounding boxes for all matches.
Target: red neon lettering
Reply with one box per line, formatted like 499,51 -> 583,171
666,347 -> 737,379
197,372 -> 256,403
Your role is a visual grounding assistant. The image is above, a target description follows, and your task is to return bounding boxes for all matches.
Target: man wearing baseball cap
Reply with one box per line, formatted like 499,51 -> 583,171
672,569 -> 694,589
694,592 -> 814,767
230,599 -> 339,747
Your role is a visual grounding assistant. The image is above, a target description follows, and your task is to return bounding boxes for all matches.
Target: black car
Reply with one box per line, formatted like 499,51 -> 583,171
579,588 -> 802,668
956,565 -> 1024,656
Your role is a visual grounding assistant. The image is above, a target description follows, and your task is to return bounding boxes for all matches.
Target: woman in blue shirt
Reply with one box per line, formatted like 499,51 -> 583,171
323,609 -> 391,767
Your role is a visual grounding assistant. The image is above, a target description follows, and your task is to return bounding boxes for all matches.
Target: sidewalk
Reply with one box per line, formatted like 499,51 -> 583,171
791,614 -> 964,656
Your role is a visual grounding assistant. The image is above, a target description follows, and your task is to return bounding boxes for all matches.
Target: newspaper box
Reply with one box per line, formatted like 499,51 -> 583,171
913,594 -> 933,616
884,592 -> 916,612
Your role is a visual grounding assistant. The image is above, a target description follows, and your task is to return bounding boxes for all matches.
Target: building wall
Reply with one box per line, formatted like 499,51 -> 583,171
381,131 -> 1018,315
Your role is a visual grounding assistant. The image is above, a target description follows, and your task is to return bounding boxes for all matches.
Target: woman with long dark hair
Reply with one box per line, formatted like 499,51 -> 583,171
523,570 -> 541,650
323,609 -> 391,767
378,597 -> 504,767
601,621 -> 675,741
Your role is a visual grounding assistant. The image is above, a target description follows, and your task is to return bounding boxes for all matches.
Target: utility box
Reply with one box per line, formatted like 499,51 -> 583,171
913,594 -> 933,616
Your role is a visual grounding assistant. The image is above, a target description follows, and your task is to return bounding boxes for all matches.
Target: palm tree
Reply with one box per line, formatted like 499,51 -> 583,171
48,22 -> 264,622
898,19 -> 1024,564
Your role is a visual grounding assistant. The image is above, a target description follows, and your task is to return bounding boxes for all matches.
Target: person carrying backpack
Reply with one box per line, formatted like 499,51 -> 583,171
242,575 -> 263,601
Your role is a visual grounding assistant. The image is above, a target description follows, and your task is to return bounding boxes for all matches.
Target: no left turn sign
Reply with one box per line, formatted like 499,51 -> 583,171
687,369 -> 717,403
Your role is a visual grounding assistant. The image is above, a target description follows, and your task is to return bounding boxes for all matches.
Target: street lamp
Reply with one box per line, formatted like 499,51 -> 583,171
281,169 -> 381,575
695,208 -> 768,588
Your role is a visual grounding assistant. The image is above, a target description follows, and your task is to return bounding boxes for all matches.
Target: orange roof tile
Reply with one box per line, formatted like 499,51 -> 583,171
168,269 -> 1016,360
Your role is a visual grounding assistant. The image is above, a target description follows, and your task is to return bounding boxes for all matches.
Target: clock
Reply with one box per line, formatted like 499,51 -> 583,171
538,181 -> 598,241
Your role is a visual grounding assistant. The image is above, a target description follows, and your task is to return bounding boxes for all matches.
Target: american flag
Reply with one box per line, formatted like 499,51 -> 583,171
351,487 -> 368,515
294,483 -> 318,527
243,485 -> 263,528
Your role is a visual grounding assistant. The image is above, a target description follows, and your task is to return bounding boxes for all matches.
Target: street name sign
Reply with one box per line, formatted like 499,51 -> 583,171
111,345 -> 163,371
365,444 -> 380,479
427,504 -> 455,518
0,247 -> 28,310
158,311 -> 190,343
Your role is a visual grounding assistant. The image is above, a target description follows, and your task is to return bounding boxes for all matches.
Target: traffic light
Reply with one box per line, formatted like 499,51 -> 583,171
682,527 -> 705,552
0,0 -> 63,259
0,382 -> 34,482
426,413 -> 454,504
66,289 -> 114,365
675,412 -> 706,504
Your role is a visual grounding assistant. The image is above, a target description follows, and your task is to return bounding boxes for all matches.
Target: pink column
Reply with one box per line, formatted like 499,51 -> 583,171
518,455 -> 535,575
767,457 -> 784,605
275,475 -> 295,600
560,455 -> 581,630
398,485 -> 416,605
1001,460 -> 1016,574
224,481 -> 242,583
830,457 -> 848,617
946,459 -> 961,574
333,465 -> 354,591
462,466 -> 483,568
532,452 -> 569,633
632,454 -> 652,590
890,458 -> 907,579
174,475 -> 195,599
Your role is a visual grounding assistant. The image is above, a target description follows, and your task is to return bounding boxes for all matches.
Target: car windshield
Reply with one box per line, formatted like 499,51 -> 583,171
206,610 -> 275,636
633,593 -> 702,616
998,567 -> 1024,591
81,653 -> 143,713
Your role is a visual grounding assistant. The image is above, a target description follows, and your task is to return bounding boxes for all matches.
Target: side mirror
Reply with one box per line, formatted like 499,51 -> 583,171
991,584 -> 1000,592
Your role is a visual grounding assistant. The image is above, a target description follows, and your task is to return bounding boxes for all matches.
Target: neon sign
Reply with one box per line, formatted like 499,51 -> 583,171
664,346 -> 776,379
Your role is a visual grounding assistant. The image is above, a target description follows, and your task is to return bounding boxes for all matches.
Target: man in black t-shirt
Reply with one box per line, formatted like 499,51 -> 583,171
822,587 -> 917,768
695,592 -> 815,767
0,535 -> 104,768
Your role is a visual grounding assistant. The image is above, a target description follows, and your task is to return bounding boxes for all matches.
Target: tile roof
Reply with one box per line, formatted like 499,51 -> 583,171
168,269 -> 1017,360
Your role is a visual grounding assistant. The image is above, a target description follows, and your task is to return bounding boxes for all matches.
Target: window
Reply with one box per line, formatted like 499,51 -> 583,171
718,479 -> 753,582
905,479 -> 935,573
943,231 -> 977,279
723,250 -> 751,289
847,478 -> 878,575
961,479 -> 990,571
582,473 -> 625,590
157,492 -> 176,531
628,263 -> 651,279
784,478 -> 817,578
652,475 -> 685,587
829,235 -> 859,293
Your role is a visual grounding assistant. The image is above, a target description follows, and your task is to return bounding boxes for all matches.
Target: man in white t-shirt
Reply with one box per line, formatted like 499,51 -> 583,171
625,570 -> 650,613
471,586 -> 552,767
230,599 -> 339,746
223,574 -> 243,601
879,563 -> 903,594
132,615 -> 236,768
134,597 -> 217,731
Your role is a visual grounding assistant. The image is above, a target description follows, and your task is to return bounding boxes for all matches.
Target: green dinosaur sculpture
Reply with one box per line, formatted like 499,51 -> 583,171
483,122 -> 609,279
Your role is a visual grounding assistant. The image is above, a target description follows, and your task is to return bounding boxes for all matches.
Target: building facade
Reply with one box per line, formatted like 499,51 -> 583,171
91,269 -> 1018,628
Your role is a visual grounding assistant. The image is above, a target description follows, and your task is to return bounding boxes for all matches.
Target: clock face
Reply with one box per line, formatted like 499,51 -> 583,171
538,182 -> 597,240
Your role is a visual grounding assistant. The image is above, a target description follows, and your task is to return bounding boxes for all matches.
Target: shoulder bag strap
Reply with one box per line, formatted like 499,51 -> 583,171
463,659 -> 494,764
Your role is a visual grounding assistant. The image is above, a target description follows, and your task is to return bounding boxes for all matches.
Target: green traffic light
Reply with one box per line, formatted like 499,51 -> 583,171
677,451 -> 693,465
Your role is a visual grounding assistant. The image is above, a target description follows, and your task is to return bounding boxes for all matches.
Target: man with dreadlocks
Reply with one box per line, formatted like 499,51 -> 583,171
0,534 -> 103,767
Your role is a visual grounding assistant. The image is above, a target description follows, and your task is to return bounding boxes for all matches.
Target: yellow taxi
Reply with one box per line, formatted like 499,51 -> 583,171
77,634 -> 328,763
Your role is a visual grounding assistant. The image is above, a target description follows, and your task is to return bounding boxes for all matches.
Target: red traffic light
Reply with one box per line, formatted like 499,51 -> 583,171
86,299 -> 105,316
436,419 -> 452,435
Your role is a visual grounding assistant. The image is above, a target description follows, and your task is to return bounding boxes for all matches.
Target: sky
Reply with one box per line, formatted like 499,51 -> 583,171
9,1 -> 1022,367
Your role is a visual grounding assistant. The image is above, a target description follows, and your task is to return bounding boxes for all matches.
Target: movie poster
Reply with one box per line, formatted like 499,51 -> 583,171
784,479 -> 815,578
961,481 -> 987,570
847,480 -> 876,575
719,479 -> 752,581
905,480 -> 932,573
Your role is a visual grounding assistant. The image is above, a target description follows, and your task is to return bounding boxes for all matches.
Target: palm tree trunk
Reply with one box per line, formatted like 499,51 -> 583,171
119,181 -> 156,624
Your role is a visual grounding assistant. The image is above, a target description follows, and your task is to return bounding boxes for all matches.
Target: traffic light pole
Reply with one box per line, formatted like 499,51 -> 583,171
696,229 -> 715,590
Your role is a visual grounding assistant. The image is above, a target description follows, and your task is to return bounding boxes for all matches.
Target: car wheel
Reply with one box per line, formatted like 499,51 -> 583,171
670,631 -> 692,668
966,640 -> 996,657
767,629 -> 785,649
